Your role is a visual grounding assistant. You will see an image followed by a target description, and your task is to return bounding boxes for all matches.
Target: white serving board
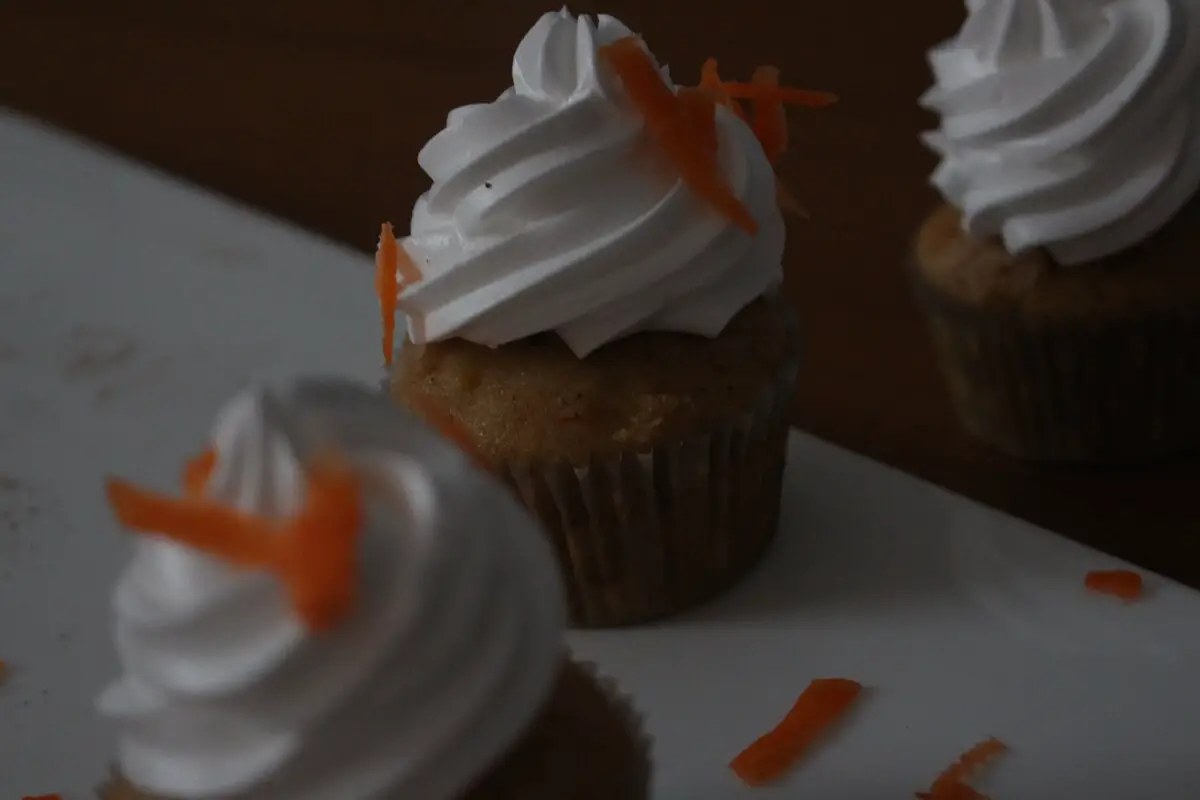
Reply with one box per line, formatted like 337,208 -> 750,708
1,110 -> 1199,799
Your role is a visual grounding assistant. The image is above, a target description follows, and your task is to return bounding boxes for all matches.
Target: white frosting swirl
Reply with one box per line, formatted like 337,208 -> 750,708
394,8 -> 785,357
98,380 -> 565,800
921,0 -> 1200,264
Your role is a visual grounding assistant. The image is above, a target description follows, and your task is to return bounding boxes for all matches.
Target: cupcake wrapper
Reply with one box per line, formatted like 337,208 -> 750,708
500,309 -> 801,628
912,274 -> 1200,463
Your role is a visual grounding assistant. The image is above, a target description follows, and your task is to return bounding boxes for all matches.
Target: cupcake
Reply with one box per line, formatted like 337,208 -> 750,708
375,8 -> 836,626
95,378 -> 650,799
913,0 -> 1200,462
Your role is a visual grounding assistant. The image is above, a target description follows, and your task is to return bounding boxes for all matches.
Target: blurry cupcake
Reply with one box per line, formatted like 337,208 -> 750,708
375,8 -> 836,626
914,0 -> 1200,462
96,378 -> 650,800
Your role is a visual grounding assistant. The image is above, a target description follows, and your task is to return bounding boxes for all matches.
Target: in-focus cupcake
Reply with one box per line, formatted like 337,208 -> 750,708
914,0 -> 1200,462
95,378 -> 650,800
375,8 -> 836,626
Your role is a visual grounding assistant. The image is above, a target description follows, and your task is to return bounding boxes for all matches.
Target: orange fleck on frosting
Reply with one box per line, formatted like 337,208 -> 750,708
1085,569 -> 1143,601
916,737 -> 1008,800
376,222 -> 424,367
106,452 -> 365,632
730,677 -> 863,786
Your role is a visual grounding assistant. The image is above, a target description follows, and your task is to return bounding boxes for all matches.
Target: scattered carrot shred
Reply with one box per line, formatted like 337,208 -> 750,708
603,43 -> 835,224
1085,569 -> 1143,601
599,37 -> 758,234
105,453 -> 364,633
716,83 -> 839,107
915,737 -> 1008,800
375,224 -> 425,367
750,66 -> 788,165
675,87 -> 720,168
182,447 -> 216,497
699,58 -> 748,122
729,677 -> 863,787
375,223 -> 400,367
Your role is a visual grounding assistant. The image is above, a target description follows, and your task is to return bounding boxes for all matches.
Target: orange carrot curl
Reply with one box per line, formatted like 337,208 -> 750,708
1085,569 -> 1143,602
915,737 -> 1008,800
182,447 -> 216,497
375,222 -> 424,368
602,44 -> 836,225
106,452 -> 364,632
730,677 -> 863,787
701,57 -> 836,221
600,37 -> 758,234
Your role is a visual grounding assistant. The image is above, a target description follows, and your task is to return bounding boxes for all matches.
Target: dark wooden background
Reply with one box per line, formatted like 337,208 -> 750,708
2,1 -> 1196,583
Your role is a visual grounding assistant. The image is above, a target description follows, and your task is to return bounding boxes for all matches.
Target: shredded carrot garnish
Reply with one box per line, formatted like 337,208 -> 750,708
182,447 -> 216,497
600,37 -> 758,234
1085,569 -> 1143,601
106,453 -> 364,632
700,58 -> 748,122
675,87 -> 720,166
750,66 -> 788,165
716,83 -> 838,107
689,56 -> 836,218
375,224 -> 425,367
915,737 -> 1008,800
376,223 -> 400,367
729,678 -> 863,787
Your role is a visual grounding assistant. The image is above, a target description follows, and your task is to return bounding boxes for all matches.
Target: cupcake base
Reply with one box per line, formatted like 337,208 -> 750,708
97,659 -> 650,800
912,203 -> 1200,463
389,294 -> 801,626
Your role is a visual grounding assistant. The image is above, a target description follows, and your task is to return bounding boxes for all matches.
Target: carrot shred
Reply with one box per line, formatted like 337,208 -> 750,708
916,737 -> 1008,800
376,223 -> 400,367
105,453 -> 364,633
717,83 -> 838,107
375,224 -> 424,366
750,66 -> 788,165
699,58 -> 748,122
689,55 -> 836,218
675,87 -> 720,168
182,447 -> 216,497
600,37 -> 758,234
1085,569 -> 1143,601
729,677 -> 863,786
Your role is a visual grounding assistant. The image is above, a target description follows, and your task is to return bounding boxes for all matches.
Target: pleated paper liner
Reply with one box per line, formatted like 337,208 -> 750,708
910,267 -> 1200,463
98,658 -> 652,800
478,303 -> 799,628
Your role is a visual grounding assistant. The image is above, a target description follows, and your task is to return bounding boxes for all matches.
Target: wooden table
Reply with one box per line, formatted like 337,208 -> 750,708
2,1 -> 1195,583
